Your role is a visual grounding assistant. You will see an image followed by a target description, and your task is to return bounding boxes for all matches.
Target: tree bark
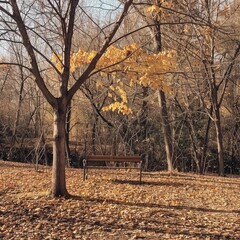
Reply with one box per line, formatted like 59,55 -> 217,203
214,107 -> 225,176
151,3 -> 174,172
51,98 -> 68,197
200,112 -> 212,174
65,103 -> 72,167
157,90 -> 174,171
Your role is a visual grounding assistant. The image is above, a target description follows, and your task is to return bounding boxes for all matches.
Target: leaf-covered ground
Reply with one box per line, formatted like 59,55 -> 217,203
0,160 -> 240,240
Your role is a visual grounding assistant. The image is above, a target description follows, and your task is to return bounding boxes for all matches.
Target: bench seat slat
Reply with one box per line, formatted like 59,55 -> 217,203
87,155 -> 141,162
87,166 -> 141,170
87,158 -> 141,162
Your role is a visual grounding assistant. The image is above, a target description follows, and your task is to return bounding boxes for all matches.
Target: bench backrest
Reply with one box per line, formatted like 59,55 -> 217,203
87,155 -> 141,162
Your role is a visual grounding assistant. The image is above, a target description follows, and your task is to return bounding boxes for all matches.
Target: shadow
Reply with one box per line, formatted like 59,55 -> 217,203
1,192 -> 238,240
0,189 -> 8,196
2,200 -> 236,240
112,179 -> 185,187
0,187 -> 16,197
0,161 -> 35,169
141,173 -> 240,191
77,217 -> 238,240
111,179 -> 142,185
144,171 -> 240,183
0,160 -> 51,171
69,194 -> 240,215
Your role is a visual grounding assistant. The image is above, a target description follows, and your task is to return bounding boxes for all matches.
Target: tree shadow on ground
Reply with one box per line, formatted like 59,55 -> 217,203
89,170 -> 240,189
67,194 -> 239,239
147,172 -> 240,184
84,169 -> 240,192
111,179 -> 185,187
0,161 -> 36,169
110,178 -> 239,191
69,194 -> 240,215
2,198 -> 237,240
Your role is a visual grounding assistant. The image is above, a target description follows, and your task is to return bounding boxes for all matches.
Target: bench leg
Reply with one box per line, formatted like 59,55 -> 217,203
83,159 -> 87,181
139,161 -> 142,184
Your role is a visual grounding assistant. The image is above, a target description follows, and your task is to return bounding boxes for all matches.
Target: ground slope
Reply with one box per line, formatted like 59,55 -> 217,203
0,160 -> 240,239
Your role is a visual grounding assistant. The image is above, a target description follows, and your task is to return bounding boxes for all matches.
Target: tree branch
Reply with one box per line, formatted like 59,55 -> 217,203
9,0 -> 56,107
67,0 -> 133,102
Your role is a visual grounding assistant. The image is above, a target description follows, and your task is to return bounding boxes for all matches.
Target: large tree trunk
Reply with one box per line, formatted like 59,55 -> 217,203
51,99 -> 68,197
65,103 -> 72,167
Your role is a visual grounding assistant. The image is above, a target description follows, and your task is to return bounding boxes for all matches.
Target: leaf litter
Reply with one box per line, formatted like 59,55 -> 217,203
0,160 -> 240,239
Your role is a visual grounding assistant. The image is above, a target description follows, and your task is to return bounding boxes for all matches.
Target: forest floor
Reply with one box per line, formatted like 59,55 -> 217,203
0,160 -> 240,240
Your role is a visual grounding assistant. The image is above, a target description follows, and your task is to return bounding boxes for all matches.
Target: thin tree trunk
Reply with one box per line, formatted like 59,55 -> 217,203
151,7 -> 174,172
200,110 -> 212,174
157,90 -> 174,171
140,86 -> 150,170
231,121 -> 239,170
8,72 -> 24,160
214,108 -> 225,176
210,78 -> 225,176
34,91 -> 41,137
91,114 -> 99,155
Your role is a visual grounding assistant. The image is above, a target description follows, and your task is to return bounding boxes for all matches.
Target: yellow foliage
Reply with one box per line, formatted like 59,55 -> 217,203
147,5 -> 162,15
146,1 -> 173,19
200,26 -> 214,42
51,53 -> 63,73
71,48 -> 88,71
109,85 -> 115,91
52,43 -> 176,115
103,102 -> 133,115
96,80 -> 103,89
183,25 -> 191,34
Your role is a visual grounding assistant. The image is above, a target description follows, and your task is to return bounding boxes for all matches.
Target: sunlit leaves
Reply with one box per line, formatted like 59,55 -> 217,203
103,84 -> 133,115
52,43 -> 176,114
146,1 -> 174,19
51,53 -> 63,73
103,101 -> 133,115
147,4 -> 162,15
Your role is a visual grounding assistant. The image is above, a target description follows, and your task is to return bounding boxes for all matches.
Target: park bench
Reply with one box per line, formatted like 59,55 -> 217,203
83,155 -> 143,184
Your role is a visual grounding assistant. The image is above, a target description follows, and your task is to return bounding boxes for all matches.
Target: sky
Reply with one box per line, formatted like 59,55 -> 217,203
0,1 -> 123,57
84,0 -> 122,22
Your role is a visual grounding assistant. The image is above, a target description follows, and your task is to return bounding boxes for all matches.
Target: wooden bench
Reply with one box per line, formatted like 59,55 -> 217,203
83,155 -> 143,184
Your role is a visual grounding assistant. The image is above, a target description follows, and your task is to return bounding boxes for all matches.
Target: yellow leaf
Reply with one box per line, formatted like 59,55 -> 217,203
96,80 -> 103,89
147,5 -> 162,14
109,85 -> 115,91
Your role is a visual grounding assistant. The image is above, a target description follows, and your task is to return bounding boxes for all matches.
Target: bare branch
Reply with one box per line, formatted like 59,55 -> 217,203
9,0 -> 56,107
67,0 -> 134,102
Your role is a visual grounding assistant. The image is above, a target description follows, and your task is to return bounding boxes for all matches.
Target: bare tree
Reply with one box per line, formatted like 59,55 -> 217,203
168,0 -> 240,175
0,0 -> 133,197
